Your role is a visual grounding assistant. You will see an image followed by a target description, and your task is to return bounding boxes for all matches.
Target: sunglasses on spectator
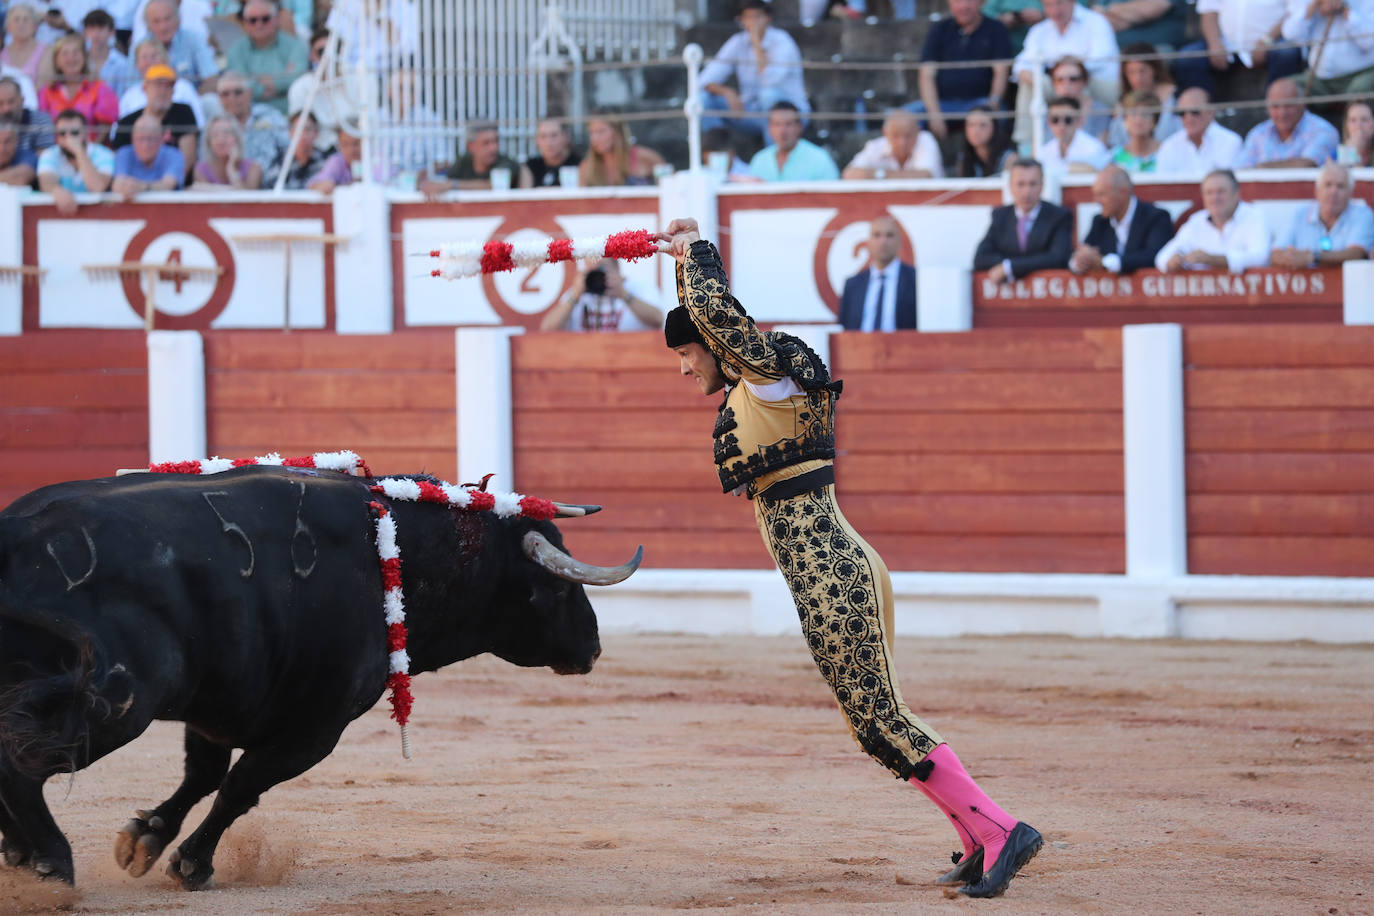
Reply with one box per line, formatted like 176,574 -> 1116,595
219,87 -> 247,95
1178,109 -> 1204,117
243,14 -> 273,23
56,127 -> 84,136
1054,73 -> 1084,82
1049,114 -> 1077,125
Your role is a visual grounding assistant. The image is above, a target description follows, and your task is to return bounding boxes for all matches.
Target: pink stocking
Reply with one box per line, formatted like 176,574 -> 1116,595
915,744 -> 1017,868
908,775 -> 979,859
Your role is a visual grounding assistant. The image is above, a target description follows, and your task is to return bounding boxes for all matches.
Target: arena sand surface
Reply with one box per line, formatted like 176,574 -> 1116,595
3,634 -> 1371,915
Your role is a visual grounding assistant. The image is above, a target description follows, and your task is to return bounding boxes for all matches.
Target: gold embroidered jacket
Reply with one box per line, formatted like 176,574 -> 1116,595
676,240 -> 843,495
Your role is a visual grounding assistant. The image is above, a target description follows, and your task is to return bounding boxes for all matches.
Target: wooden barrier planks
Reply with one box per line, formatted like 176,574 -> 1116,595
1184,324 -> 1374,576
204,331 -> 456,481
0,331 -> 148,508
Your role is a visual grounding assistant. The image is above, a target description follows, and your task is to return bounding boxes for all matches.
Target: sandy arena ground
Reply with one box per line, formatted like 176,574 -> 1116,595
2,633 -> 1371,915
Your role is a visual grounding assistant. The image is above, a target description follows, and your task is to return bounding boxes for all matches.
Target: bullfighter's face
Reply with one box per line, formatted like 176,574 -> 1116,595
675,342 -> 726,396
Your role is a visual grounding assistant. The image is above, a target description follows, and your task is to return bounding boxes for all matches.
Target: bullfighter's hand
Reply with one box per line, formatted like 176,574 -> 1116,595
656,219 -> 701,261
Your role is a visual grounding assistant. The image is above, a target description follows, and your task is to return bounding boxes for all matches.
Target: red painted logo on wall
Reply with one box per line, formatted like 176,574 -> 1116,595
120,216 -> 236,328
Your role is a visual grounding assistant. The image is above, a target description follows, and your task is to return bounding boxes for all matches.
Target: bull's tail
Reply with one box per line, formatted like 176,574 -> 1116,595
0,581 -> 105,780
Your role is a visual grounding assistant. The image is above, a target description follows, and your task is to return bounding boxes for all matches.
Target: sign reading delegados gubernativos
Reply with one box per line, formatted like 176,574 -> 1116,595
977,268 -> 1337,307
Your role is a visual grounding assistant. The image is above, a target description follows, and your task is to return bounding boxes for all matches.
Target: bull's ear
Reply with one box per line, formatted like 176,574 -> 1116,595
552,503 -> 602,518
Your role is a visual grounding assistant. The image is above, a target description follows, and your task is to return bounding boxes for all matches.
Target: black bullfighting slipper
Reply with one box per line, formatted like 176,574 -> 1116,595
957,822 -> 1042,898
935,846 -> 983,885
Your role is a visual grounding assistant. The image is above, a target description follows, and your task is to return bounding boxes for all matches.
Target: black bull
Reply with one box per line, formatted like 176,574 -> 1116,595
0,465 -> 640,888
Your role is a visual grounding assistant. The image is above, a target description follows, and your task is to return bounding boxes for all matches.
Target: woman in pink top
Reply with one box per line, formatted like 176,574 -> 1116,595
37,35 -> 119,138
193,114 -> 262,190
0,4 -> 46,80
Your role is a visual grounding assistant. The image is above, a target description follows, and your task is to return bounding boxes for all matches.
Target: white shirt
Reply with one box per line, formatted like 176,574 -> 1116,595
846,132 -> 944,177
1014,6 -> 1120,82
1197,0 -> 1288,59
1093,195 -> 1138,274
1038,130 -> 1111,174
1155,121 -> 1244,176
860,259 -> 901,331
699,25 -> 810,114
564,294 -> 657,332
1282,0 -> 1374,79
1155,201 -> 1271,273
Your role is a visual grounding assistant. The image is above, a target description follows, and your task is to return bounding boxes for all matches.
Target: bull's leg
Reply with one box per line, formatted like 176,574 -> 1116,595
0,772 -> 73,883
115,728 -> 230,878
166,728 -> 344,890
0,795 -> 34,867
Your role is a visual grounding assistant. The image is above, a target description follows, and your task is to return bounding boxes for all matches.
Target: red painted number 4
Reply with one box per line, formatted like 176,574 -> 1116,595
160,248 -> 186,293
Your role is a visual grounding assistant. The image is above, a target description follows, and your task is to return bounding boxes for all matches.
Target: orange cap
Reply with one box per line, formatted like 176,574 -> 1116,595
143,64 -> 176,82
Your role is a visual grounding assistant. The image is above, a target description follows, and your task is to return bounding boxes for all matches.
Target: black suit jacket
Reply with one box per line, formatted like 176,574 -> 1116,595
1083,198 -> 1174,274
839,262 -> 917,330
973,202 -> 1072,277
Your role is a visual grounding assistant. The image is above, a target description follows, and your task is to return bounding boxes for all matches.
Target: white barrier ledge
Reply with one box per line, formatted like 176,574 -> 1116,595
592,570 -> 1374,644
146,330 -> 206,463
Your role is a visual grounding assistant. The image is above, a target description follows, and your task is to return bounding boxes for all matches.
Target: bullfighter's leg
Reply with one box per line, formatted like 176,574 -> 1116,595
166,727 -> 346,890
0,771 -> 73,883
116,727 -> 230,877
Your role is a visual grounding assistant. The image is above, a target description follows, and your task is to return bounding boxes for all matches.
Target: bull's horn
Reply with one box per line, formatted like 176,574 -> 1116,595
552,502 -> 602,518
522,531 -> 642,585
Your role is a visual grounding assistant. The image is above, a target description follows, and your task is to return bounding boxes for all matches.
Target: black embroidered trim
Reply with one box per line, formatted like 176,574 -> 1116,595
714,433 -> 742,466
716,428 -> 836,492
712,405 -> 737,437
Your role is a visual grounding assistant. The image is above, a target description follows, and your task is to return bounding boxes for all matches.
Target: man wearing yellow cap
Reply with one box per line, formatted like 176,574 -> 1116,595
110,63 -> 198,180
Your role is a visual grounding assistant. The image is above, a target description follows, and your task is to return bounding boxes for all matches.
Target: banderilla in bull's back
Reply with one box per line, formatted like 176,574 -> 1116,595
0,460 -> 641,889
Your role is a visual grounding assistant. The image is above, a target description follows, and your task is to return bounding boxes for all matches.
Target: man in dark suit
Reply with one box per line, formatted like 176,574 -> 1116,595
973,158 -> 1072,284
1070,165 -> 1174,275
839,215 -> 917,331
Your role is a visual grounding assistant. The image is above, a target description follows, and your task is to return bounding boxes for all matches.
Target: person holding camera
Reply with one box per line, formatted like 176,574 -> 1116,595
540,258 -> 665,332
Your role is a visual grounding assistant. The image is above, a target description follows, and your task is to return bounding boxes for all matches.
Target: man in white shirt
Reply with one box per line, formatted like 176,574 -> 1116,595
699,0 -> 810,139
838,216 -> 918,331
1284,0 -> 1374,99
1175,0 -> 1303,95
1155,87 -> 1243,176
1156,169 -> 1271,272
1011,0 -> 1119,145
1038,96 -> 1110,174
841,109 -> 943,179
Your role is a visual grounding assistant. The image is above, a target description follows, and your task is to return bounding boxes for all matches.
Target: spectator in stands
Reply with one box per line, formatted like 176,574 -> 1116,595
1045,55 -> 1110,140
83,11 -> 133,99
1110,90 -> 1162,172
1156,168 -> 1270,272
226,0 -> 309,115
984,0 -> 1042,55
973,157 -> 1073,283
0,120 -> 35,187
372,69 -> 446,188
1070,165 -> 1173,273
1270,161 -> 1374,267
192,113 -> 262,189
1175,0 -> 1302,96
702,126 -> 754,180
0,75 -> 52,158
839,215 -> 917,331
141,0 -> 217,91
264,110 -> 339,189
421,119 -> 530,194
1284,0 -> 1374,101
955,104 -> 1014,176
37,35 -> 119,140
1155,87 -> 1243,174
1338,99 -> 1374,166
309,117 -> 360,193
540,258 -> 664,332
1235,77 -> 1339,168
1039,96 -> 1110,174
214,70 -> 288,173
578,114 -> 665,187
119,38 -> 205,127
748,100 -> 839,181
2,5 -> 48,83
525,117 -> 581,188
112,64 -> 197,180
112,113 -> 184,198
38,109 -> 113,214
699,0 -> 810,139
1092,0 -> 1187,50
910,0 -> 1011,141
842,108 -> 944,179
288,30 -> 359,153
132,0 -> 213,45
1011,0 -> 1119,147
1105,42 -> 1180,148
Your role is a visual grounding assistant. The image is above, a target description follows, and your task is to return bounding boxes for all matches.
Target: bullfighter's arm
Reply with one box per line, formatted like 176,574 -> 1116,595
674,239 -> 785,383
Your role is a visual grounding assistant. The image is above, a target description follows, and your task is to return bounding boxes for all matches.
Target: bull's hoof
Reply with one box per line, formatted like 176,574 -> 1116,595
165,848 -> 215,891
115,811 -> 169,877
2,836 -> 32,868
32,856 -> 75,885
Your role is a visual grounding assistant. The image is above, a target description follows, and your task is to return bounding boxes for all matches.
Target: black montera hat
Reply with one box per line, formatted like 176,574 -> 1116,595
664,306 -> 705,349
